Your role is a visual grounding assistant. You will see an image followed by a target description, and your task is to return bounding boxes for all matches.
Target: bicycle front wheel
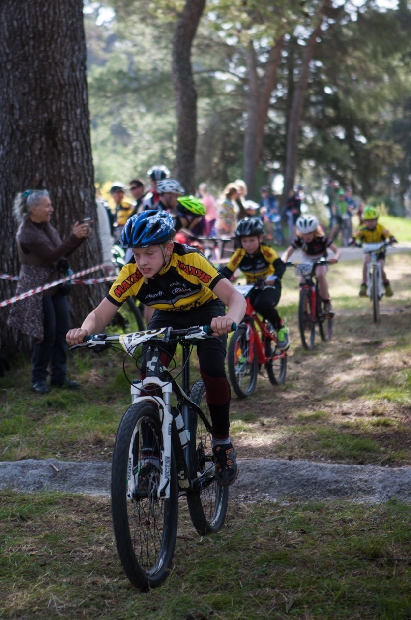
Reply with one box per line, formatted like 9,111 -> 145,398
264,322 -> 287,385
111,401 -> 178,590
186,380 -> 229,535
227,327 -> 258,398
318,298 -> 333,342
372,265 -> 380,323
298,288 -> 315,350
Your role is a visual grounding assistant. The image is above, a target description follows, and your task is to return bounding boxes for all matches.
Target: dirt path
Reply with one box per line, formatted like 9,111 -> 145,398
2,457 -> 411,503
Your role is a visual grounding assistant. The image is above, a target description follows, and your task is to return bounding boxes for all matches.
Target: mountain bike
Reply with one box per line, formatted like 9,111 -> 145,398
288,260 -> 332,350
71,324 -> 235,590
227,282 -> 287,398
110,244 -> 145,332
362,240 -> 392,323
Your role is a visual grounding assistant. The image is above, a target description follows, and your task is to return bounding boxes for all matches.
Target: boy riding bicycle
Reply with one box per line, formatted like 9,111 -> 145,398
353,206 -> 396,298
66,210 -> 246,487
282,215 -> 340,317
221,218 -> 289,350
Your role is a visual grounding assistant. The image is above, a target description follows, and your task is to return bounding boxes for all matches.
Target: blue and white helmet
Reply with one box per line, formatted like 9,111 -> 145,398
120,210 -> 175,248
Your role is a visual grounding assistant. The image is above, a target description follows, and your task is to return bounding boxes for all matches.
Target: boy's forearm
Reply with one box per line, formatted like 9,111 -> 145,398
81,311 -> 106,335
226,292 -> 246,324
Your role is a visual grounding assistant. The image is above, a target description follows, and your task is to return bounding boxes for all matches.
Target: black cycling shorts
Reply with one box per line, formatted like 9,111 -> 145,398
142,299 -> 227,377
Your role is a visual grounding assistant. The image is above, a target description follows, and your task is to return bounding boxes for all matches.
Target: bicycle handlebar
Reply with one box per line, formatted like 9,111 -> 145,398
71,323 -> 237,351
286,259 -> 329,267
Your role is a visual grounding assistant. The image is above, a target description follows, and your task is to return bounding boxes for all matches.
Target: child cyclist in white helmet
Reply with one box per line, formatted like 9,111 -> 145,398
67,210 -> 246,487
282,215 -> 340,317
222,217 -> 290,350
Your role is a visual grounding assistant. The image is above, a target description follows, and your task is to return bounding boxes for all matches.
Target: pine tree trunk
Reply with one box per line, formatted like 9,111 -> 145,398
282,1 -> 330,208
243,42 -> 260,199
0,0 -> 104,355
243,37 -> 284,199
172,0 -> 206,194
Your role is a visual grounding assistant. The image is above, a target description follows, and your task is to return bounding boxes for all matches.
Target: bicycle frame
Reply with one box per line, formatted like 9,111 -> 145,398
300,277 -> 318,322
291,260 -> 329,322
363,243 -> 384,300
239,291 -> 286,365
74,327 -> 212,502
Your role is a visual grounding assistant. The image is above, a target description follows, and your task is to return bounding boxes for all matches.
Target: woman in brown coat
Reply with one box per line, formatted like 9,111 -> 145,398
8,190 -> 91,393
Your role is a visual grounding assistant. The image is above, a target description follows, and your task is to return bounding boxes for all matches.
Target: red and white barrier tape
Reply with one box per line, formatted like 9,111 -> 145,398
0,274 -> 19,281
73,276 -> 116,285
0,264 -> 105,308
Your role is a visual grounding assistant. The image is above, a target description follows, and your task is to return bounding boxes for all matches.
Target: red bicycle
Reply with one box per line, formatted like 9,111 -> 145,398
288,260 -> 332,350
227,282 -> 287,398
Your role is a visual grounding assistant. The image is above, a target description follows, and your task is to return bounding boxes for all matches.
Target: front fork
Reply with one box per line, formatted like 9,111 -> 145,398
130,377 -> 174,499
367,257 -> 382,299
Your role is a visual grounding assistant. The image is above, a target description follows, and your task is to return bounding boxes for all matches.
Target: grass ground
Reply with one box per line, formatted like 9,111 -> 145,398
1,492 -> 411,619
2,249 -> 411,618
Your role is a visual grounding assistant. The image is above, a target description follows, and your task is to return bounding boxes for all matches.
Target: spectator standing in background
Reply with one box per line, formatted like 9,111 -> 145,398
260,186 -> 278,240
234,179 -> 248,221
129,179 -> 145,215
285,187 -> 302,243
142,165 -> 170,210
198,183 -> 217,237
216,184 -> 238,238
96,198 -> 114,276
7,189 -> 91,394
325,179 -> 338,231
345,187 -> 357,213
244,200 -> 261,219
110,182 -> 134,241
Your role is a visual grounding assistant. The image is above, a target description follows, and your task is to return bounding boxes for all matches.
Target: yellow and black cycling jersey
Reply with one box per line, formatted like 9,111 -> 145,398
107,243 -> 224,311
221,243 -> 285,284
355,223 -> 390,244
116,201 -> 135,226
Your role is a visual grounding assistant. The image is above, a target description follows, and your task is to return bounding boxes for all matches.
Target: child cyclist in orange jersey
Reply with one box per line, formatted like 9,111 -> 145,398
353,206 -> 396,298
282,215 -> 340,317
221,218 -> 289,350
67,210 -> 246,487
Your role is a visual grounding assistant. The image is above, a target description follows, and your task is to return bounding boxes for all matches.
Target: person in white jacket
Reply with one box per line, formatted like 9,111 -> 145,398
96,199 -> 114,276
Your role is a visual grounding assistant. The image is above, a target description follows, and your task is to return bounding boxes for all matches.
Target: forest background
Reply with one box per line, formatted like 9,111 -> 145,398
87,0 -> 411,211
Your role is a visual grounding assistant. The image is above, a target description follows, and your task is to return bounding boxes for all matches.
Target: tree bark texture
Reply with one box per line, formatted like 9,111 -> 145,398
172,0 -> 206,195
282,0 -> 330,208
0,0 -> 104,354
243,37 -> 284,199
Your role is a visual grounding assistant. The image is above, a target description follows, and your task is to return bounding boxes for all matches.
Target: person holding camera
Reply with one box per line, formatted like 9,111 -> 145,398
7,189 -> 91,394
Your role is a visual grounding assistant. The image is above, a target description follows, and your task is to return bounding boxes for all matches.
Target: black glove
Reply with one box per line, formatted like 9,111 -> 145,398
389,236 -> 398,244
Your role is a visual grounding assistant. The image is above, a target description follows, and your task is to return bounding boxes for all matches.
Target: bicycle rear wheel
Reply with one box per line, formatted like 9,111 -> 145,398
227,327 -> 258,398
372,265 -> 380,323
298,288 -> 315,350
111,401 -> 178,590
264,322 -> 287,385
186,380 -> 229,535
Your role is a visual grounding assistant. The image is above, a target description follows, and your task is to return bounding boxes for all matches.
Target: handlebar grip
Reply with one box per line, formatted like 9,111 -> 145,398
203,322 -> 237,335
83,335 -> 91,342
